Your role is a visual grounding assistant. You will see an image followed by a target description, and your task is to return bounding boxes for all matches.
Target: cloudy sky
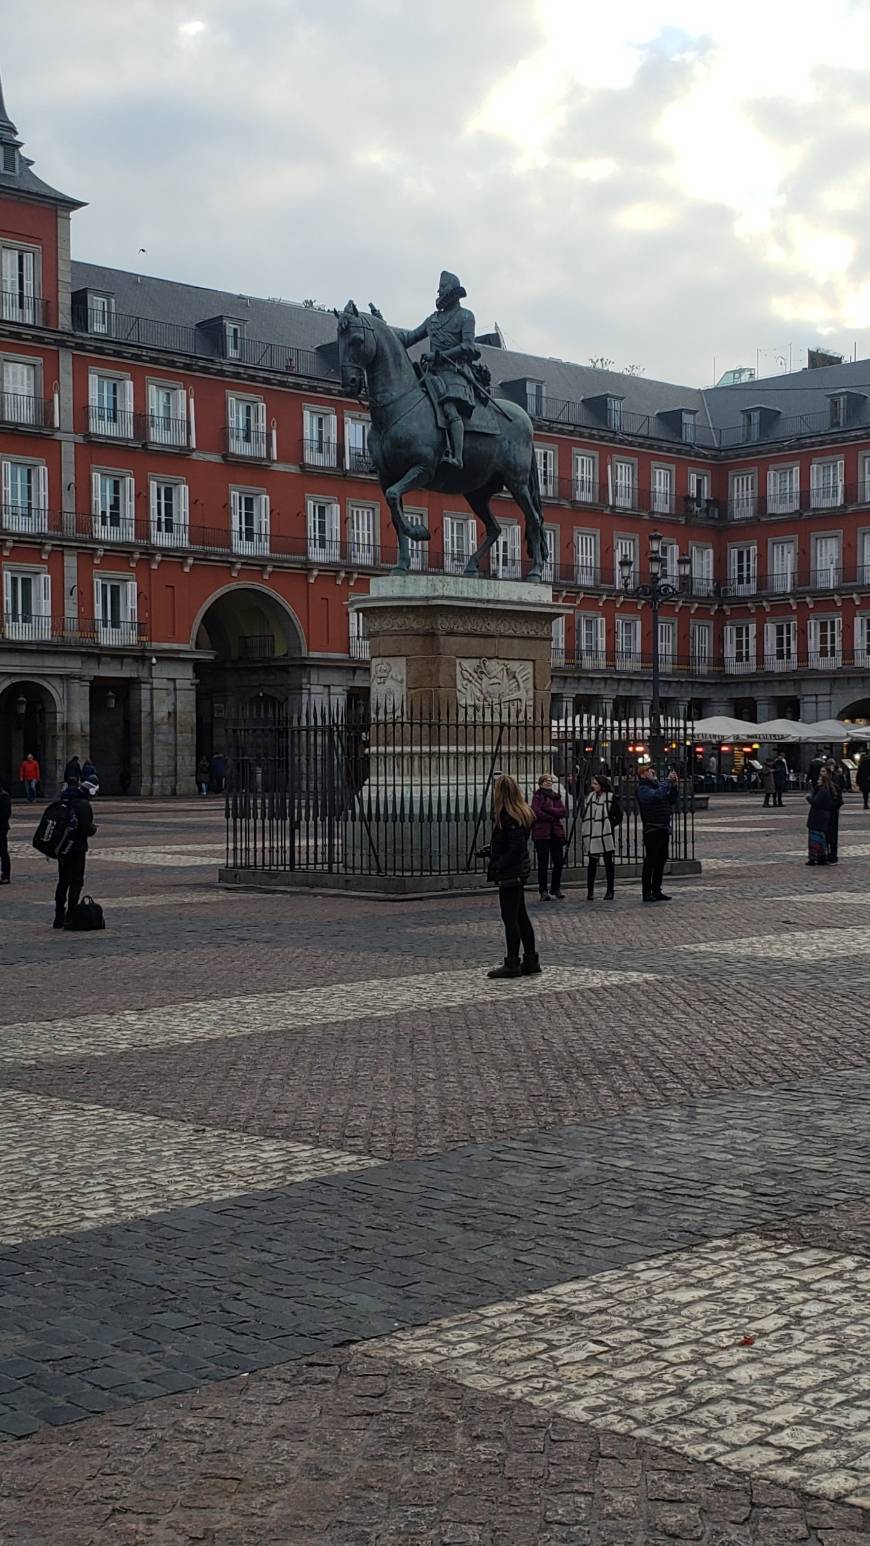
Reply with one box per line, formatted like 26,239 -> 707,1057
6,0 -> 870,384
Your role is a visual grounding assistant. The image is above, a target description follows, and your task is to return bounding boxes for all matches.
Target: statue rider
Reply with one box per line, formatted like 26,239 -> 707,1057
389,271 -> 479,470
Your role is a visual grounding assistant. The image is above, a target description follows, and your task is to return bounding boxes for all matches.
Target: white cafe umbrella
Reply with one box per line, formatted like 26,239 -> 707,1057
691,715 -> 761,740
754,719 -> 815,741
805,718 -> 870,741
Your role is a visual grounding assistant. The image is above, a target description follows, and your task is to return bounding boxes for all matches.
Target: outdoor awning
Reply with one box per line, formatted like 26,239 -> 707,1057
691,716 -> 761,740
803,718 -> 870,742
754,718 -> 815,741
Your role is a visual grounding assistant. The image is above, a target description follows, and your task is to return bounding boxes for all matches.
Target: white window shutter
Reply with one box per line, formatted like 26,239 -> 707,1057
261,494 -> 271,540
178,483 -> 189,528
41,573 -> 51,616
88,372 -> 99,406
127,580 -> 138,622
3,569 -> 11,614
93,576 -> 102,622
231,489 -> 241,538
596,616 -> 606,654
747,622 -> 757,661
228,396 -> 238,430
36,464 -> 48,510
122,378 -> 133,414
149,481 -> 158,523
1,460 -> 10,511
329,502 -> 340,545
255,401 -> 266,433
125,475 -> 135,519
91,470 -> 101,516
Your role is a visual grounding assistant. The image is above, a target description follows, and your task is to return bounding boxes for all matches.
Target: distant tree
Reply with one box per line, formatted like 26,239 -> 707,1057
623,363 -> 645,376
302,298 -> 329,311
588,355 -> 616,370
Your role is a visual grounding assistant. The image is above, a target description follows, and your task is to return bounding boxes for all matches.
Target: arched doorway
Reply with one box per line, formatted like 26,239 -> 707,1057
192,586 -> 305,759
838,697 -> 870,725
0,680 -> 59,796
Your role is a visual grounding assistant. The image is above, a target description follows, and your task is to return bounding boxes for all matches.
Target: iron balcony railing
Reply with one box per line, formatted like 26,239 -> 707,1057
0,615 -> 148,646
349,635 -> 371,660
224,426 -> 271,460
83,404 -> 137,440
74,305 -> 319,378
551,649 -> 867,677
0,394 -> 54,430
345,446 -> 377,475
0,289 -> 50,327
301,438 -> 339,469
139,412 -> 191,449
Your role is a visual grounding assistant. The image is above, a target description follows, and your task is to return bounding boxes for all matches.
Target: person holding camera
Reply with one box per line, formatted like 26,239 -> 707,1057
479,773 -> 540,980
636,766 -> 680,903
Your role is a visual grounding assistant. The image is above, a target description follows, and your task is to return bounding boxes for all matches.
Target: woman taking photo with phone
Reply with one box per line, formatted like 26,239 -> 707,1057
480,773 -> 540,979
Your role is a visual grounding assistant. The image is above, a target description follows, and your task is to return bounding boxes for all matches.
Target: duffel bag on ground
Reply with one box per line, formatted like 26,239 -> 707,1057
65,896 -> 105,931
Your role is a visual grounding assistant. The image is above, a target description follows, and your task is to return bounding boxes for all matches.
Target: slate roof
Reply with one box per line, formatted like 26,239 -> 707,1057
68,259 -> 870,450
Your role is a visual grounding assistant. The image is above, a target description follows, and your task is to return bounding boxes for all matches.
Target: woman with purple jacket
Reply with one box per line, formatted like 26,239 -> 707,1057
531,773 -> 567,901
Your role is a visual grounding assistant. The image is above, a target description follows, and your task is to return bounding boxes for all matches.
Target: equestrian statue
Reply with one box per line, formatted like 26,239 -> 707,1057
335,271 -> 547,580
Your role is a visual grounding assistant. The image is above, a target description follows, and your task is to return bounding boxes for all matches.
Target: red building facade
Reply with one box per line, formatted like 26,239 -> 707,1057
2,77 -> 869,793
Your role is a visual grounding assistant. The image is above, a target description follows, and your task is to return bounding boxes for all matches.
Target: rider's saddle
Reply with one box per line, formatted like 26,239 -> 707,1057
420,372 -> 501,438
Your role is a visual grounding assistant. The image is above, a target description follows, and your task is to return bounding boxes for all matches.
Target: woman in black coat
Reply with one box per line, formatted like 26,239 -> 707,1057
806,771 -> 836,865
481,773 -> 539,980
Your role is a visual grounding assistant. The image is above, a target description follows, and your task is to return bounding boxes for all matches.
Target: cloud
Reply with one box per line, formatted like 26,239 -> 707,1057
4,0 -> 870,383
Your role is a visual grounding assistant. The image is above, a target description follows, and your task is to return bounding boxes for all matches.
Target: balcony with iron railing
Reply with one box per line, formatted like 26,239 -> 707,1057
301,437 -> 339,469
82,404 -> 137,441
0,614 -> 148,647
224,425 -> 272,461
345,445 -> 377,475
349,635 -> 371,661
73,304 -> 319,378
549,647 -> 868,678
0,393 -> 55,431
140,412 -> 192,450
0,289 -> 50,328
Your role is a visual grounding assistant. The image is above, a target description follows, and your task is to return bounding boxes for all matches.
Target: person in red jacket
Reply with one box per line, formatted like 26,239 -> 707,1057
531,773 -> 567,901
19,753 -> 40,803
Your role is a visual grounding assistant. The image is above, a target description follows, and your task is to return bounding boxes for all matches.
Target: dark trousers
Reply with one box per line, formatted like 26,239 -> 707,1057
534,838 -> 564,896
829,811 -> 840,860
774,790 -> 784,806
587,852 -> 614,896
642,829 -> 670,898
862,790 -> 869,810
0,830 -> 9,881
498,883 -> 536,960
763,793 -> 772,806
55,848 -> 86,917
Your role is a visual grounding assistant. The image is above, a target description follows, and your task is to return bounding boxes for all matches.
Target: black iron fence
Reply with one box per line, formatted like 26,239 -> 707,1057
225,704 -> 695,880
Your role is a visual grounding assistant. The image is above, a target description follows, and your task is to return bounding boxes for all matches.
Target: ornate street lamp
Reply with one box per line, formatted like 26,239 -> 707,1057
620,533 -> 691,765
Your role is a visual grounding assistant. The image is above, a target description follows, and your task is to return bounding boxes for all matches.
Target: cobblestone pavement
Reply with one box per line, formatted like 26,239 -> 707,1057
2,793 -> 870,1541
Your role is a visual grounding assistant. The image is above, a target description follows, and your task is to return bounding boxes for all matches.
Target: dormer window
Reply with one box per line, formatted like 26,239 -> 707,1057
744,408 -> 762,442
830,394 -> 847,429
526,379 -> 544,416
89,293 -> 114,335
606,396 -> 624,431
1,144 -> 18,176
225,322 -> 243,359
681,410 -> 697,444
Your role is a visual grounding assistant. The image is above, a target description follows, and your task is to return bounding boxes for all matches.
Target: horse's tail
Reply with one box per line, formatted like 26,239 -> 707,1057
526,444 -> 546,563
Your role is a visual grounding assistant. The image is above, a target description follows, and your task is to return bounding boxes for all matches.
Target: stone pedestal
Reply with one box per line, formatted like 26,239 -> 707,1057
350,574 -> 565,716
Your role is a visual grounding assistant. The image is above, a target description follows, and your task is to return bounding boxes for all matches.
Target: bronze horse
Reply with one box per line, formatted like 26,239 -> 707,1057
335,301 -> 547,580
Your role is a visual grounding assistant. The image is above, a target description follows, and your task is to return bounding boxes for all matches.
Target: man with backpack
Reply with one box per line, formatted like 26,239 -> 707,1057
51,772 -> 96,928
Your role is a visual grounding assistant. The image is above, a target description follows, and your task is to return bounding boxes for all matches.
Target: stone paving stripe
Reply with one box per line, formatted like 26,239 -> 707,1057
373,1230 -> 870,1507
12,889 -> 265,911
0,1090 -> 377,1244
682,925 -> 870,961
4,1067 -> 870,1437
0,965 -> 657,1064
10,844 -> 220,868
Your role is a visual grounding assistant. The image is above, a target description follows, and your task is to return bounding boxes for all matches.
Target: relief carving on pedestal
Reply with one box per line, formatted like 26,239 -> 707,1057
370,656 -> 407,712
456,658 -> 534,711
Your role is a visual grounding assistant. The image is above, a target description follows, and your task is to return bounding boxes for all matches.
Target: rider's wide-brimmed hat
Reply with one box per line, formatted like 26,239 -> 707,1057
438,270 -> 467,300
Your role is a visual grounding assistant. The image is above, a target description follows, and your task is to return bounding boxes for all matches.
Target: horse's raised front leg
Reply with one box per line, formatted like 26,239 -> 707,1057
383,464 -> 430,573
463,482 -> 502,577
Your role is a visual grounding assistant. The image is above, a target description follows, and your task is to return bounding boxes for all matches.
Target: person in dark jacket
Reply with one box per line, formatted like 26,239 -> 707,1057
531,774 -> 567,900
826,760 -> 846,862
54,772 -> 97,928
196,755 -> 211,796
773,753 -> 789,807
858,753 -> 870,810
63,755 -> 82,785
761,758 -> 777,808
807,754 -> 825,790
0,780 -> 11,883
81,758 -> 98,787
636,767 -> 680,902
481,773 -> 539,980
210,752 -> 227,794
806,770 -> 835,865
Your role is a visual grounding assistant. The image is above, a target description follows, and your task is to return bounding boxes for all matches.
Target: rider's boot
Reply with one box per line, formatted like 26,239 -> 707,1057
442,412 -> 464,470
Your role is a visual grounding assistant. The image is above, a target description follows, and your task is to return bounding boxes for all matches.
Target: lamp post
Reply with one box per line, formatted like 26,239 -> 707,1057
619,532 -> 691,768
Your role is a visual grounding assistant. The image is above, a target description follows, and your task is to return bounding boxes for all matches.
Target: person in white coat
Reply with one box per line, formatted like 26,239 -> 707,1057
581,773 -> 621,902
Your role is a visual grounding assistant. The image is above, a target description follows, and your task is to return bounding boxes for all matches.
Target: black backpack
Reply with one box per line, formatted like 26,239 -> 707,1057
33,799 -> 79,858
66,896 -> 105,932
